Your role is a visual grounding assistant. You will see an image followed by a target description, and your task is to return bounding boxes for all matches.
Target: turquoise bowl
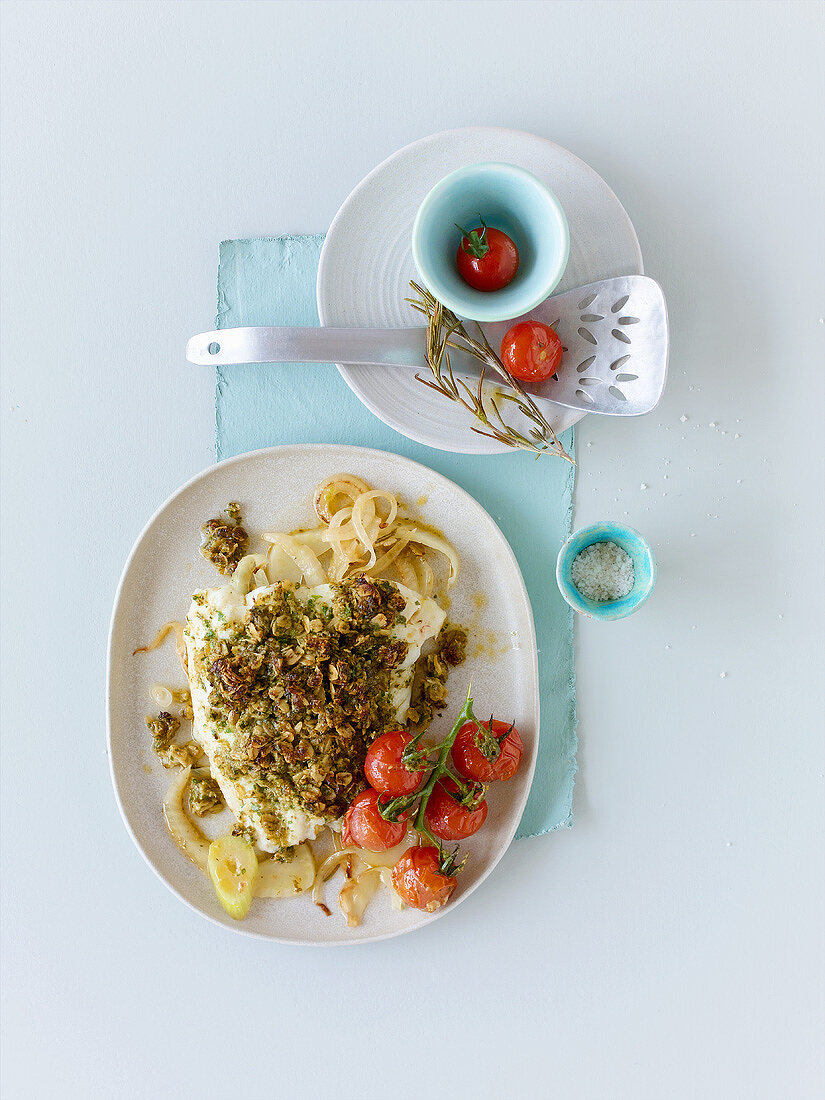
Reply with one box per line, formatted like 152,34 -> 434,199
556,522 -> 657,621
411,162 -> 569,323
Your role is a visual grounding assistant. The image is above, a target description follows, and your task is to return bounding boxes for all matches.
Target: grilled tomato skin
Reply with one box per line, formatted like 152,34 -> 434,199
342,788 -> 406,851
364,730 -> 425,796
500,320 -> 563,381
391,846 -> 457,912
451,719 -> 524,783
423,776 -> 488,841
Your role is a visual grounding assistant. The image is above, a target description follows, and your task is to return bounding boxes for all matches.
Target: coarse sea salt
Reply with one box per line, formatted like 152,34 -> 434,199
570,540 -> 635,602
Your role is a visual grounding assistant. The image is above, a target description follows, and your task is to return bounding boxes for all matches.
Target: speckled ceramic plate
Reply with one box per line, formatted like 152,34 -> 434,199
317,126 -> 643,454
107,445 -> 538,944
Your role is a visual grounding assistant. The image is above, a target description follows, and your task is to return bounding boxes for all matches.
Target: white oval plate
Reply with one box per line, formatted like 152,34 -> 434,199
108,445 -> 539,944
317,126 -> 643,454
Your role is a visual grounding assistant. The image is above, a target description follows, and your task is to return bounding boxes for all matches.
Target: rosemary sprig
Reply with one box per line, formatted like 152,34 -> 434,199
405,282 -> 573,462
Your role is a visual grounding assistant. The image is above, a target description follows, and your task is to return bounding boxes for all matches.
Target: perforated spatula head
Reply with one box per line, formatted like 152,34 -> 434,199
482,275 -> 669,416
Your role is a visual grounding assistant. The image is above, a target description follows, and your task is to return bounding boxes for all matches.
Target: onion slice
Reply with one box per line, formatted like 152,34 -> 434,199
231,553 -> 268,595
261,533 -> 326,586
133,621 -> 187,671
339,867 -> 403,926
255,844 -> 315,898
162,766 -> 210,871
150,683 -> 174,708
401,524 -> 460,586
313,474 -> 373,524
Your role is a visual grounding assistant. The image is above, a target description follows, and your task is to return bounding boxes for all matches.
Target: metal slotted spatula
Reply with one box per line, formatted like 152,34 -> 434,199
187,275 -> 668,416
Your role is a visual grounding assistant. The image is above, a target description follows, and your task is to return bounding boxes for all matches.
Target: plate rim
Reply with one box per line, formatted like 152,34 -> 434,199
107,442 -> 540,945
317,125 -> 644,453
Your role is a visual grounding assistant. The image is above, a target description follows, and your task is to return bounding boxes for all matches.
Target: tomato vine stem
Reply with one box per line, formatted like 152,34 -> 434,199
411,688 -> 477,832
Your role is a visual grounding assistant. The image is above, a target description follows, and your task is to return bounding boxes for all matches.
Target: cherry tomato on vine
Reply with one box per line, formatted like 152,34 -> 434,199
424,776 -> 488,841
364,730 -> 425,796
500,320 -> 563,382
342,789 -> 406,852
456,220 -> 519,292
391,846 -> 457,913
451,719 -> 524,783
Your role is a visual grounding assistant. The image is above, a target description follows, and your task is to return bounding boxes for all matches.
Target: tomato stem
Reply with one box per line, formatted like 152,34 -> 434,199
447,772 -> 488,809
412,687 -> 477,833
472,715 -> 514,762
400,731 -> 431,772
455,218 -> 490,260
376,790 -> 418,822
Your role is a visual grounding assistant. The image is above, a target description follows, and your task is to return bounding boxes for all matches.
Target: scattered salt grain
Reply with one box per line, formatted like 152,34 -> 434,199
640,483 -> 648,490
570,541 -> 635,602
709,421 -> 717,428
680,414 -> 688,422
720,672 -> 727,679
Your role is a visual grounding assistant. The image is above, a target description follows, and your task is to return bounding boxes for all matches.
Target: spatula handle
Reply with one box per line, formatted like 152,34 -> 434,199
186,326 -> 429,368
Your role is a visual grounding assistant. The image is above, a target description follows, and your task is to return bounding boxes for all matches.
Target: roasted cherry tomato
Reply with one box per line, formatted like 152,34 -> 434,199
391,846 -> 457,913
451,719 -> 524,783
423,776 -> 488,841
364,730 -> 425,796
342,789 -> 406,852
456,220 -> 519,292
501,320 -> 563,382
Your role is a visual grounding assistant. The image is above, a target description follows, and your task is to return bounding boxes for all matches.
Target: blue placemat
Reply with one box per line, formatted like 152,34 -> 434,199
215,236 -> 577,838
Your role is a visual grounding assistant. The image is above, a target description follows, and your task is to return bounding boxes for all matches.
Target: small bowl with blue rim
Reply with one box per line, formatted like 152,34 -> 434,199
411,161 -> 569,323
556,521 -> 657,621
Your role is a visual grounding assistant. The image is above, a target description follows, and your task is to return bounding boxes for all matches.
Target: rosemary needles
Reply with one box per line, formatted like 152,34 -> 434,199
405,282 -> 572,462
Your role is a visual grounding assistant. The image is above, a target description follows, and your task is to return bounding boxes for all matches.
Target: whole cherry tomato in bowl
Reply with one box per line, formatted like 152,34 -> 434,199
364,730 -> 425,796
451,719 -> 524,783
391,846 -> 457,913
501,320 -> 563,382
456,219 -> 520,292
342,789 -> 406,852
423,776 -> 488,841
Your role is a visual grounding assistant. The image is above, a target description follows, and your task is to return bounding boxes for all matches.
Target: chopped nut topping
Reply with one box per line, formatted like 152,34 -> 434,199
200,502 -> 249,575
146,712 -> 202,769
411,623 -> 468,729
193,577 -> 412,832
188,772 -> 224,816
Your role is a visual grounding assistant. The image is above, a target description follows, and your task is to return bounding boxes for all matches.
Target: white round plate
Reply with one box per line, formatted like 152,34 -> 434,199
108,445 -> 539,944
317,126 -> 643,454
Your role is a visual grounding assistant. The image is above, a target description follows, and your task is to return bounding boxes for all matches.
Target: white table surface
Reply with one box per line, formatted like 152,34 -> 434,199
2,2 -> 824,1097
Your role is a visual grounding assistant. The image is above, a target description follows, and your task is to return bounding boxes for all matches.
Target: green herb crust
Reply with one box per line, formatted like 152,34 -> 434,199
200,502 -> 249,575
189,576 -> 411,842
